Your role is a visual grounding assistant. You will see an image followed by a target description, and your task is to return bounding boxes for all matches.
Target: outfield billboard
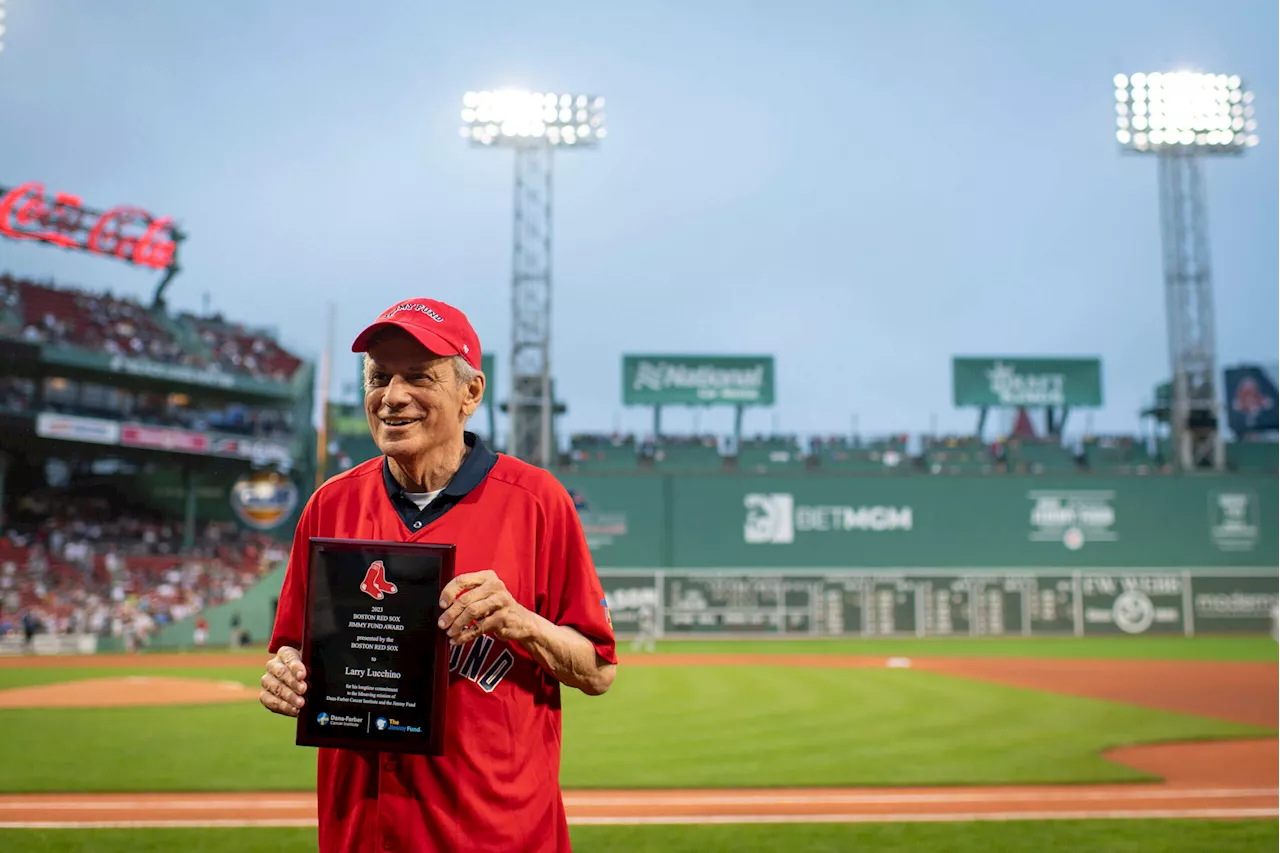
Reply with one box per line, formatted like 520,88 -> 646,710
1224,364 -> 1278,436
557,473 -> 1277,569
952,357 -> 1102,407
623,355 -> 775,406
597,569 -> 1277,639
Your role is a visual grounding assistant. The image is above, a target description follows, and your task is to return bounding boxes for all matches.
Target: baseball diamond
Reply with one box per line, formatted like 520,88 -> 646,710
0,642 -> 1275,852
1,3 -> 1277,852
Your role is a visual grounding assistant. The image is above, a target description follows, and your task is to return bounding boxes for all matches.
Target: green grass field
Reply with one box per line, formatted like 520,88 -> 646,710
0,635 -> 1274,851
644,635 -> 1279,662
1,820 -> 1274,853
0,663 -> 1269,792
129,633 -> 1277,662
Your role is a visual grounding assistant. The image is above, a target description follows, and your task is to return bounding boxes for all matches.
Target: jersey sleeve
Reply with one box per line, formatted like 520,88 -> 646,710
539,482 -> 619,666
268,494 -> 318,654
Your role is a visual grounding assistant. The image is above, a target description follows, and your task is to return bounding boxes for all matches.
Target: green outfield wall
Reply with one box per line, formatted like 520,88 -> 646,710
557,473 -> 1277,569
596,570 -> 1279,638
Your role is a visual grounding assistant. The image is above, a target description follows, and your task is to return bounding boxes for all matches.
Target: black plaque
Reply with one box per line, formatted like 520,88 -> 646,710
296,538 -> 455,755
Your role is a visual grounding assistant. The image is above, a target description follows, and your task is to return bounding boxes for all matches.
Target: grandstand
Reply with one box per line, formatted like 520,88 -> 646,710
0,273 -> 312,653
559,428 -> 1275,476
1,272 -> 1276,654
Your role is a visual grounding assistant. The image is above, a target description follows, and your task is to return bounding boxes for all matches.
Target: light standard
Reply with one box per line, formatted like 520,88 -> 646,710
1113,70 -> 1258,470
460,88 -> 606,467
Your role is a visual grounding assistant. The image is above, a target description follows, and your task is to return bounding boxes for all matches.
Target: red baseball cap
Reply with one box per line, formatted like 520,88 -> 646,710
350,298 -> 482,371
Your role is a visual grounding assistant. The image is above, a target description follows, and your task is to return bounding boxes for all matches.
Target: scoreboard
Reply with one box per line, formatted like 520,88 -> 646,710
599,570 -> 1277,638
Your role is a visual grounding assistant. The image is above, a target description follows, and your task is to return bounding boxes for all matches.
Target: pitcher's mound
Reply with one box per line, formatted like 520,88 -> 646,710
0,676 -> 261,709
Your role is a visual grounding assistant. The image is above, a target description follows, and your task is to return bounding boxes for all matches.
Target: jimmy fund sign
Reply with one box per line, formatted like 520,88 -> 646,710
952,357 -> 1102,408
623,355 -> 775,406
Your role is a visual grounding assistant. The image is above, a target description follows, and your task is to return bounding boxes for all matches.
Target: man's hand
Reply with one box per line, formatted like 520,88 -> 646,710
260,646 -> 307,717
438,570 -> 533,647
438,569 -> 616,695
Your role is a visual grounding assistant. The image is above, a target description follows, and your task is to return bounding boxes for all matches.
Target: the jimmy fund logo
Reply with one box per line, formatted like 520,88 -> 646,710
744,493 -> 912,544
633,360 -> 765,402
1028,490 -> 1117,550
385,302 -> 444,323
985,361 -> 1066,406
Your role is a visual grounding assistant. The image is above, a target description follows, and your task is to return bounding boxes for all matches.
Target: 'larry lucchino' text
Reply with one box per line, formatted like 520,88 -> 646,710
345,668 -> 402,679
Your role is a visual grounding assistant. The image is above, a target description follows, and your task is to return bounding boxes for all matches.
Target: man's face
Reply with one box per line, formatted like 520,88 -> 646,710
363,330 -> 482,459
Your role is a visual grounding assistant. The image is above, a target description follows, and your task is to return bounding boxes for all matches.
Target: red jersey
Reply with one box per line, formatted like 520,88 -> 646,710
269,435 -> 617,853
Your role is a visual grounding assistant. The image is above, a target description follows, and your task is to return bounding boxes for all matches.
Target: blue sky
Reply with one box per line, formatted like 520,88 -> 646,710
0,0 -> 1275,445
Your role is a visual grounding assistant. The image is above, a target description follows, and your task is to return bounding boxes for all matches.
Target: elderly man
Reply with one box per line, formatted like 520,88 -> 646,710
260,297 -> 617,853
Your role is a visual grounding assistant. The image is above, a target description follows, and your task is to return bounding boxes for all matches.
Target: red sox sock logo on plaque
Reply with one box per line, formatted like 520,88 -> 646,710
359,561 -> 398,600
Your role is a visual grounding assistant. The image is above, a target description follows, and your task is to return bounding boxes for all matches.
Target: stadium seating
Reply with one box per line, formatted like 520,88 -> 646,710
732,435 -> 805,472
922,436 -> 997,475
1226,439 -> 1279,473
647,435 -> 725,472
568,433 -> 641,471
0,275 -> 304,385
8,276 -> 191,365
178,312 -> 303,383
810,435 -> 912,473
1004,438 -> 1082,473
0,491 -> 283,646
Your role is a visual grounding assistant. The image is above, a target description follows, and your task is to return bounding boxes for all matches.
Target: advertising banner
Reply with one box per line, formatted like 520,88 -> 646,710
1224,365 -> 1278,436
1079,573 -> 1186,635
35,412 -> 120,445
556,474 -> 666,566
952,357 -> 1102,407
623,355 -> 774,406
1191,575 -> 1279,633
120,423 -> 211,454
657,475 -> 1277,569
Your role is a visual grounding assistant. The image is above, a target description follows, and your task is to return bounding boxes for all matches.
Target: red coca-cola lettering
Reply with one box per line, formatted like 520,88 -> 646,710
0,181 -> 177,270
133,215 -> 177,268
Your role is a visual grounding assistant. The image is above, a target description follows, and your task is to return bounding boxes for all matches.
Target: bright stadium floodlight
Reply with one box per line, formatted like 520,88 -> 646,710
461,87 -> 606,468
1113,71 -> 1258,153
460,89 -> 606,148
0,0 -> 7,54
1112,69 -> 1259,472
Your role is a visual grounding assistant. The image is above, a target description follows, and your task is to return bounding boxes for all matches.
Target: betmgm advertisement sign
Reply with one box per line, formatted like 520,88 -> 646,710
952,357 -> 1102,408
623,355 -> 775,406
744,493 -> 913,545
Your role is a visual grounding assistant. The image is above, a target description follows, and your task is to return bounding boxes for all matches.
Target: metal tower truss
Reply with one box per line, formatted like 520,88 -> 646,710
508,143 -> 554,467
1156,149 -> 1223,470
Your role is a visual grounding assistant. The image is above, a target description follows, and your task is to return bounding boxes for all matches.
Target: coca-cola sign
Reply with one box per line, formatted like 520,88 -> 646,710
0,181 -> 182,270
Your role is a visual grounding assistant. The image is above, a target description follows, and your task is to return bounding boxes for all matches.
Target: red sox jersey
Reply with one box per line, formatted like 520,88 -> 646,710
269,433 -> 617,853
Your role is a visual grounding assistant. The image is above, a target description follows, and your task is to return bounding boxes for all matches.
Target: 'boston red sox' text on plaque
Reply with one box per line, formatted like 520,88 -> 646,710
296,538 -> 455,755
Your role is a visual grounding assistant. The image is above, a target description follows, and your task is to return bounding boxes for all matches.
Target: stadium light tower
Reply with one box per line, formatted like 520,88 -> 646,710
460,88 -> 606,467
1113,70 -> 1258,471
0,0 -> 7,55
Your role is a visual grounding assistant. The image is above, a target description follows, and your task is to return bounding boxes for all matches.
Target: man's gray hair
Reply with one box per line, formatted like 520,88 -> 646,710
362,353 -> 481,394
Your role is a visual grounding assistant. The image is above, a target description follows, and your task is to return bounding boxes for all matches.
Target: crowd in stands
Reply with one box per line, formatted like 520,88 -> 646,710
40,381 -> 296,440
0,274 -> 304,386
0,490 -> 286,650
562,429 -> 1234,475
6,275 -> 192,365
179,311 -> 303,383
